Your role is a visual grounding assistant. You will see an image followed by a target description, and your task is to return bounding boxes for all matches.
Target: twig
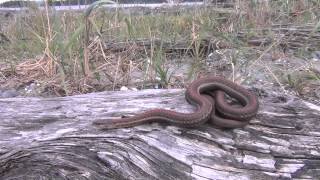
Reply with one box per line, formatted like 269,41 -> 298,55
248,36 -> 283,69
0,72 -> 6,80
264,65 -> 287,94
112,56 -> 121,90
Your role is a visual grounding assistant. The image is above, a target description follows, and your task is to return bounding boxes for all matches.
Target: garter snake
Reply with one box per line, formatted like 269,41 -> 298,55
93,76 -> 259,129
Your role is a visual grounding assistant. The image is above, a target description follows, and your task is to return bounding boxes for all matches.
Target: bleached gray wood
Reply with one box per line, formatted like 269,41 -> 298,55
0,88 -> 320,180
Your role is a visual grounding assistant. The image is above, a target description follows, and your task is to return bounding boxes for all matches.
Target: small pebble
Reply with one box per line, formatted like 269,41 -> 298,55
312,51 -> 320,61
130,87 -> 138,91
120,86 -> 129,91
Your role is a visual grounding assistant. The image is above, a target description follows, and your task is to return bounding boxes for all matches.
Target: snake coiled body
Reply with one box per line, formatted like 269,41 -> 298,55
93,76 -> 259,129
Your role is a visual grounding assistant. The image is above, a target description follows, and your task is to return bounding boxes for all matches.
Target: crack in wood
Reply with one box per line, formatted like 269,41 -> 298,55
0,89 -> 319,179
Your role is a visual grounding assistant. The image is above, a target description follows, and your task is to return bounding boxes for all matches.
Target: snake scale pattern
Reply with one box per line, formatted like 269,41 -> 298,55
93,76 -> 259,129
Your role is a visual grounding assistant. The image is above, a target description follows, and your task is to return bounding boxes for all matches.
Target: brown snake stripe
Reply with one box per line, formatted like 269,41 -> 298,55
93,76 -> 259,129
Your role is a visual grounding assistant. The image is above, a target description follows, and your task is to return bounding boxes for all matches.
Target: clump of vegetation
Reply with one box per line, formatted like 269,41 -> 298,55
0,0 -> 319,97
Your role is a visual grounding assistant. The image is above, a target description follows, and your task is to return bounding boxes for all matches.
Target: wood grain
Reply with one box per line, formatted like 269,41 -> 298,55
0,88 -> 320,179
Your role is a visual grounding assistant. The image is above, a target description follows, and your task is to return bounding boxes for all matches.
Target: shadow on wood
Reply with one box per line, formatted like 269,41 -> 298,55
0,88 -> 320,179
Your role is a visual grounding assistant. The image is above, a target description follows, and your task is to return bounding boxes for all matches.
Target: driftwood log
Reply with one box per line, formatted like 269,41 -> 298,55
0,88 -> 320,179
103,24 -> 320,56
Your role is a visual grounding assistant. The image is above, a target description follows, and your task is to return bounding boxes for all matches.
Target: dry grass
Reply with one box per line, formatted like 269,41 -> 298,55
0,0 -> 319,96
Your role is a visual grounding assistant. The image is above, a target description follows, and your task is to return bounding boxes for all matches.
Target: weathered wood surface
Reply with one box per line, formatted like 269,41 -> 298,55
103,24 -> 320,56
0,88 -> 320,180
103,38 -> 230,55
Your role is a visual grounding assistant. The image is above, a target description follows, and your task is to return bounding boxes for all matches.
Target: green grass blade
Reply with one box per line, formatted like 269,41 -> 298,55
84,0 -> 116,18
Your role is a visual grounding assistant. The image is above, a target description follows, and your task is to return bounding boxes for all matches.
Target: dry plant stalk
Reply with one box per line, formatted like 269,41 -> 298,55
43,0 -> 56,77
